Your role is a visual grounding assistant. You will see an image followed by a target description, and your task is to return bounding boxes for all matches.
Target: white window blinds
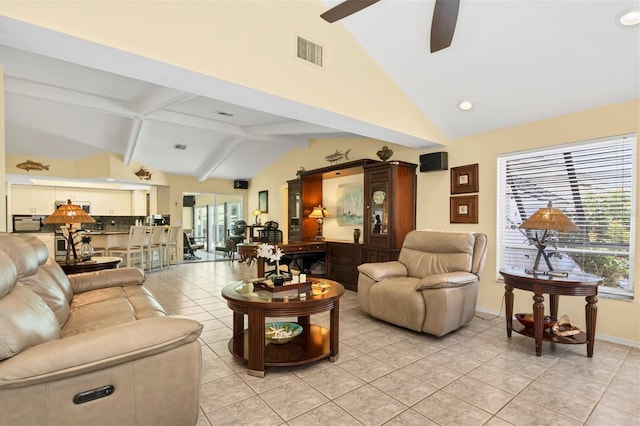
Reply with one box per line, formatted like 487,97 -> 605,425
497,134 -> 636,297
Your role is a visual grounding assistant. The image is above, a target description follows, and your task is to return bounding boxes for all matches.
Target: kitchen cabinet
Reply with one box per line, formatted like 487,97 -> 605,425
54,187 -> 92,202
132,190 -> 148,216
11,185 -> 56,215
91,189 -> 132,215
363,161 -> 417,262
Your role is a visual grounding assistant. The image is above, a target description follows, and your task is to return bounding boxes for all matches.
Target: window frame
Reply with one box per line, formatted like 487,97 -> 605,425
496,134 -> 637,300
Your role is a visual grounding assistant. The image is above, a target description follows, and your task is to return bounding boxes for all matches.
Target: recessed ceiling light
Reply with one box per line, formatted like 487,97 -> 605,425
619,10 -> 640,26
216,111 -> 235,117
458,101 -> 473,111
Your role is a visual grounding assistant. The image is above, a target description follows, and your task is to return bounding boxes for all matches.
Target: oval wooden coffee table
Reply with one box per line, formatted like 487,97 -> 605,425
221,278 -> 344,377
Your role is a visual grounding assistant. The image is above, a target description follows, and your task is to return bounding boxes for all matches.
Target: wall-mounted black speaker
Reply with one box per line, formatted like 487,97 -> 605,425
183,195 -> 195,207
419,152 -> 448,172
234,180 -> 249,189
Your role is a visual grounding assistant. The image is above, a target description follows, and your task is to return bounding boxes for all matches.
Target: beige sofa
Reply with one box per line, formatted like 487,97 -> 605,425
0,233 -> 203,426
357,230 -> 487,337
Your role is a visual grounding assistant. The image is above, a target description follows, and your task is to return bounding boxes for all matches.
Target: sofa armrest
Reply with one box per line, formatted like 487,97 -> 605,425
0,316 -> 202,388
357,261 -> 407,282
69,267 -> 146,294
416,271 -> 478,290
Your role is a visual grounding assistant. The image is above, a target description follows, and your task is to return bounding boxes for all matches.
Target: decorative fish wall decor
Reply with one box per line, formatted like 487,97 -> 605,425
325,149 -> 351,164
16,160 -> 50,172
135,166 -> 153,181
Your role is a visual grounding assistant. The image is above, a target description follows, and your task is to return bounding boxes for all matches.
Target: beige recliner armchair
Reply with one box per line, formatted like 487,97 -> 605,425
357,230 -> 487,337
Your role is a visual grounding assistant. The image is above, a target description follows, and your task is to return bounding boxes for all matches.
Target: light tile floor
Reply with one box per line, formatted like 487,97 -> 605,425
143,261 -> 640,426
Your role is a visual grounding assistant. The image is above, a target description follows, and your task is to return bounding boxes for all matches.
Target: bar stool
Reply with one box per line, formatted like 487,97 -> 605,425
144,226 -> 165,271
164,226 -> 182,267
108,226 -> 146,268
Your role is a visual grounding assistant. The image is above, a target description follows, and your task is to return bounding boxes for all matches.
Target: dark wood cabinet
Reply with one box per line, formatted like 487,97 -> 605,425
286,159 -> 417,291
363,161 -> 417,262
326,241 -> 363,291
287,179 -> 302,242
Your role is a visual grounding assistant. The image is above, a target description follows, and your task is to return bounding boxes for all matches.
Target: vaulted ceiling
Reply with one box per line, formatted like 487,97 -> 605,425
1,1 -> 638,185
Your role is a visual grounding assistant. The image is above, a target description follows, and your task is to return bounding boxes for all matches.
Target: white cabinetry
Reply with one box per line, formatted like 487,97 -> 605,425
91,189 -> 132,215
11,185 -> 56,215
132,190 -> 148,216
54,187 -> 92,202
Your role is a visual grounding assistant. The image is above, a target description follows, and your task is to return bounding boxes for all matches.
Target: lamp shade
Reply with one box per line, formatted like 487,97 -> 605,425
309,205 -> 331,219
253,209 -> 261,217
44,200 -> 95,225
519,202 -> 578,232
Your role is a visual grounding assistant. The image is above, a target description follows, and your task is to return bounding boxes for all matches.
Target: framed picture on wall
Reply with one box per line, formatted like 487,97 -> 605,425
258,190 -> 269,213
450,195 -> 478,223
451,163 -> 479,194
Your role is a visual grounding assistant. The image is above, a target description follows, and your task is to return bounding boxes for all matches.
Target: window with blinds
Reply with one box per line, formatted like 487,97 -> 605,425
497,134 -> 636,298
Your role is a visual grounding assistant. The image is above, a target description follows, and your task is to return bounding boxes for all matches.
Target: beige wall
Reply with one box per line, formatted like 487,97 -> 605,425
251,100 -> 640,346
0,67 -> 6,232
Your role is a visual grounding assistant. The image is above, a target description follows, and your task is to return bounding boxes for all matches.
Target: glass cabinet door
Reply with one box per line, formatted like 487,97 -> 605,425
370,181 -> 388,236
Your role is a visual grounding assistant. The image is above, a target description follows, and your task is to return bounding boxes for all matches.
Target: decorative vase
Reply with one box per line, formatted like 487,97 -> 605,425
353,228 -> 361,244
79,242 -> 93,260
272,275 -> 285,286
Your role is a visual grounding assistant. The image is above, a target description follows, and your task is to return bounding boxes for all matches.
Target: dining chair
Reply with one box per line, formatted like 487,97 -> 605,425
164,225 -> 182,267
107,226 -> 146,268
144,226 -> 165,271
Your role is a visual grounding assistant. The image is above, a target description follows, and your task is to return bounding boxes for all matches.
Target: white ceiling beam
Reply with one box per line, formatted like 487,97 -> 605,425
123,119 -> 144,164
247,121 -> 343,136
148,110 -> 308,147
136,90 -> 196,115
196,137 -> 244,183
5,77 -> 134,117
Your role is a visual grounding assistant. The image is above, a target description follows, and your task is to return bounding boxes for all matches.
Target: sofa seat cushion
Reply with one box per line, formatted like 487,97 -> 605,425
368,277 -> 424,332
62,285 -> 166,338
416,271 -> 479,290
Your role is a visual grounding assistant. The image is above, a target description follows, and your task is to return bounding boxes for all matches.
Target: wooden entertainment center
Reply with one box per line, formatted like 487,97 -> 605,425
287,159 -> 417,291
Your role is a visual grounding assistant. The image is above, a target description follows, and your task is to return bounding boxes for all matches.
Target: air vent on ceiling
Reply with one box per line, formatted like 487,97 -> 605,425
174,144 -> 187,150
297,36 -> 324,67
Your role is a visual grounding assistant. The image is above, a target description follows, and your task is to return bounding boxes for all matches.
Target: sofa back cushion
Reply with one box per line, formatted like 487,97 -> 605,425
398,230 -> 475,278
0,235 -> 71,325
0,252 -> 60,361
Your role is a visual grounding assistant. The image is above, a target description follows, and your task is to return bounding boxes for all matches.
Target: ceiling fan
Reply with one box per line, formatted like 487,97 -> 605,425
321,0 -> 460,53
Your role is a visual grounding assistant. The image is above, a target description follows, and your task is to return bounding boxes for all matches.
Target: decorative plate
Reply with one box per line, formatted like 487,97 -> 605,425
265,322 -> 303,344
372,190 -> 385,204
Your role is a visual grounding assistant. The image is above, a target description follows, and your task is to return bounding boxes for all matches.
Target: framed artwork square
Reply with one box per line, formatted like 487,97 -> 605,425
451,163 -> 479,194
450,195 -> 478,224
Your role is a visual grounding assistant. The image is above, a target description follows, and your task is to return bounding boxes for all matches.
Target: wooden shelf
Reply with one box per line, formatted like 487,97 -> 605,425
511,324 -> 587,345
227,324 -> 331,367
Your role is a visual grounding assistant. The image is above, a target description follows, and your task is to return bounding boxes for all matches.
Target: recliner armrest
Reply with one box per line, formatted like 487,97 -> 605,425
415,271 -> 478,290
357,261 -> 407,282
69,268 -> 146,294
0,316 -> 202,388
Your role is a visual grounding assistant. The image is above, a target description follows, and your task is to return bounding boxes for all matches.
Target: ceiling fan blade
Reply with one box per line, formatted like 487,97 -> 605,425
430,0 -> 460,53
321,0 -> 381,23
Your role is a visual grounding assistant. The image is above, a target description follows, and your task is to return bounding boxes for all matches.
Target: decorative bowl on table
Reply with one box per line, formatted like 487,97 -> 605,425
515,313 -> 555,329
265,322 -> 303,344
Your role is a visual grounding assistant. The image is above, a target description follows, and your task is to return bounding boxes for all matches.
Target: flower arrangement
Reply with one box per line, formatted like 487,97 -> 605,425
80,235 -> 92,244
256,243 -> 284,283
256,243 -> 283,266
